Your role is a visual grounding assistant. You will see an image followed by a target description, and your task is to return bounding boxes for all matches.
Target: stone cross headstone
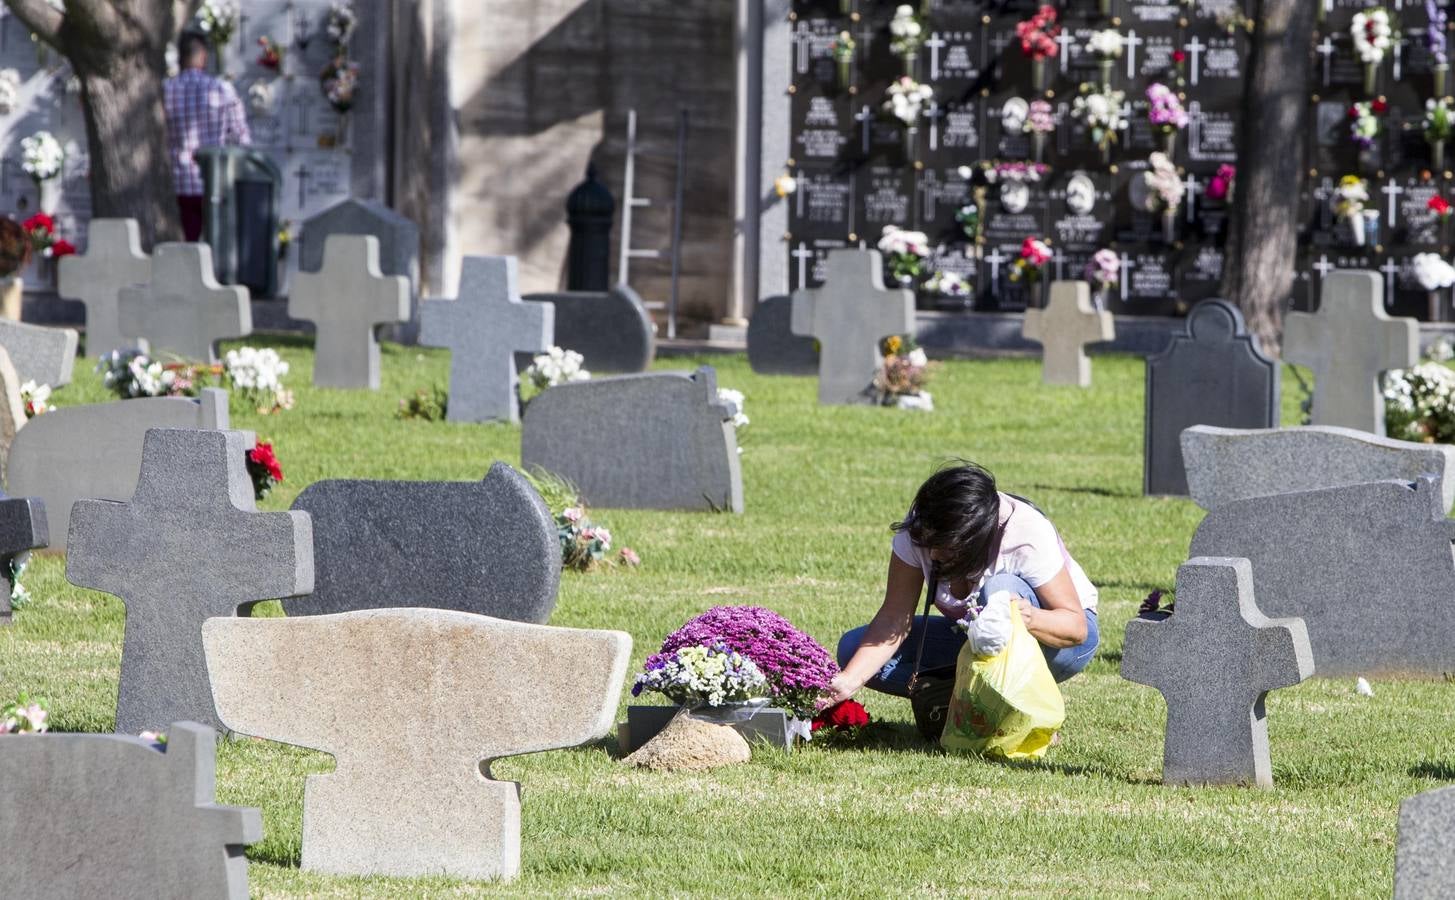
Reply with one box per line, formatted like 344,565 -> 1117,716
1182,424 -> 1455,514
521,366 -> 743,512
203,609 -> 630,881
300,198 -> 420,297
1021,281 -> 1115,387
518,284 -> 655,374
0,495 -> 46,625
747,294 -> 819,376
790,249 -> 915,405
419,256 -> 553,424
286,462 -> 561,622
1190,476 -> 1455,676
6,389 -> 231,554
0,319 -> 78,388
57,218 -> 152,358
1396,785 -> 1455,898
66,428 -> 313,734
1284,270 -> 1418,436
117,243 -> 251,363
288,234 -> 408,389
1145,301 -> 1280,496
1121,556 -> 1314,788
0,722 -> 262,899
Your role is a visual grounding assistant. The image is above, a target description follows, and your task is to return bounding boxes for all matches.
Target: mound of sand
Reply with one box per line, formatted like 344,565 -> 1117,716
623,714 -> 751,772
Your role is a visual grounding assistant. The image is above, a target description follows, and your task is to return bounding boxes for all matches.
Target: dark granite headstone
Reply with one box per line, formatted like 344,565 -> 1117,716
518,284 -> 655,374
0,496 -> 47,625
748,294 -> 819,375
1397,785 -> 1455,898
300,198 -> 420,297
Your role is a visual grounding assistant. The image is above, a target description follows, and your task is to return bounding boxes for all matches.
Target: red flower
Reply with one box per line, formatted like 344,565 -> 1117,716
811,699 -> 870,732
50,239 -> 75,257
21,213 -> 53,235
1172,49 -> 1187,64
1431,195 -> 1453,218
247,441 -> 284,482
1372,98 -> 1388,114
1349,105 -> 1361,119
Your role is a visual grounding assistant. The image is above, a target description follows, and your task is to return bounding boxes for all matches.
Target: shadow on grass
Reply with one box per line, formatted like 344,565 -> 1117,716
247,841 -> 303,869
1410,760 -> 1455,780
1023,483 -> 1141,500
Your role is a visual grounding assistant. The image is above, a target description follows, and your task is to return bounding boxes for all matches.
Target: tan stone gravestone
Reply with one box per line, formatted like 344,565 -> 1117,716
1021,281 -> 1115,387
790,249 -> 915,405
118,243 -> 251,363
0,345 -> 28,479
1284,271 -> 1418,436
57,218 -> 152,358
0,319 -> 79,388
203,609 -> 631,881
288,234 -> 409,389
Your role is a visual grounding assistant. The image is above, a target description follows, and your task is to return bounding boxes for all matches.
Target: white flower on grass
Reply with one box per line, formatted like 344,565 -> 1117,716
1412,253 -> 1455,292
1428,337 -> 1455,363
717,387 -> 749,429
224,347 -> 289,392
907,347 -> 928,368
896,392 -> 934,411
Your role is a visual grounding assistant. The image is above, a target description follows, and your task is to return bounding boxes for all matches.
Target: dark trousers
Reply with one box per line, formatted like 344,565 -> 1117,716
177,194 -> 204,242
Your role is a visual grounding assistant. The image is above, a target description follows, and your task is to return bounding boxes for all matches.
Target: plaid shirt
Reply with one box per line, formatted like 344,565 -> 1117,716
164,68 -> 252,196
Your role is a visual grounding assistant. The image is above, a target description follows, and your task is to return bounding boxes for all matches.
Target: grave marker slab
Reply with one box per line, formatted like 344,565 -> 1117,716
288,235 -> 408,389
66,428 -> 313,734
300,198 -> 420,297
0,722 -> 262,900
1190,476 -> 1455,677
521,366 -> 743,513
0,319 -> 78,389
790,249 -> 914,405
747,294 -> 819,376
1021,281 -> 1115,387
0,345 -> 27,479
1396,785 -> 1455,898
203,609 -> 631,882
1121,557 -> 1314,788
117,243 -> 251,363
519,285 -> 655,374
420,256 -> 553,424
0,495 -> 46,625
57,218 -> 152,358
286,462 -> 561,622
1183,424 -> 1455,513
1285,271 -> 1418,436
1145,301 -> 1280,496
6,389 -> 230,554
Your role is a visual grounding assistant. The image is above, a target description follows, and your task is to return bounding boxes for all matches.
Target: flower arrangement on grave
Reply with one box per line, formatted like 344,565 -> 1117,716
811,698 -> 871,740
717,386 -> 749,435
1426,98 -> 1453,171
224,347 -> 294,415
1009,235 -> 1052,287
1385,360 -> 1455,443
1016,5 -> 1059,93
833,31 -> 855,89
0,69 -> 21,117
1086,29 -> 1122,88
320,57 -> 359,114
22,213 -> 74,259
1431,336 -> 1455,363
926,270 -> 970,299
327,1 -> 358,49
1206,163 -> 1236,204
256,36 -> 284,71
773,172 -> 797,198
1335,175 -> 1373,246
955,202 -> 980,242
1433,194 -> 1453,220
882,75 -> 933,153
877,225 -> 930,286
396,383 -> 449,421
1171,48 -> 1188,86
632,643 -> 769,710
1145,83 -> 1188,157
1072,83 -> 1126,157
19,380 -> 50,418
1352,7 -> 1395,95
0,692 -> 48,733
96,350 -> 200,399
1023,100 -> 1055,162
1413,254 -> 1455,320
1085,248 -> 1120,306
245,440 -> 284,501
21,130 -> 62,184
1143,152 -> 1184,243
888,5 -> 923,73
139,730 -> 168,750
1137,589 -> 1173,619
519,345 -> 592,405
872,333 -> 935,410
523,467 -> 640,572
983,161 -> 1049,184
1431,0 -> 1450,94
8,555 -> 30,612
1349,99 -> 1386,153
639,606 -> 839,719
195,0 -> 240,49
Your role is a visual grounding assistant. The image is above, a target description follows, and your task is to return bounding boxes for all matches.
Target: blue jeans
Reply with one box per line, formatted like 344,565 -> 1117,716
836,573 -> 1099,696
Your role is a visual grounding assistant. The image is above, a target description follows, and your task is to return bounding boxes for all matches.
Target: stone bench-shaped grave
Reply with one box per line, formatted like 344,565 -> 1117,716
1183,424 -> 1455,514
288,234 -> 409,390
67,428 -> 313,734
1121,556 -> 1313,788
1396,785 -> 1455,898
420,255 -> 553,424
1189,476 -> 1455,677
521,365 -> 743,512
57,217 -> 151,358
118,243 -> 251,364
286,462 -> 560,622
0,318 -> 78,388
519,284 -> 656,374
748,294 -> 819,376
1285,270 -> 1418,436
0,721 -> 262,899
0,495 -> 47,625
1021,281 -> 1114,388
1145,300 -> 1279,496
203,608 -> 631,882
6,388 -> 230,554
791,248 -> 914,405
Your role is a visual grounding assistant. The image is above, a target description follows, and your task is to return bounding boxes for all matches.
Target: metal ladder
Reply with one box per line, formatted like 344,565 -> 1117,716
617,108 -> 688,339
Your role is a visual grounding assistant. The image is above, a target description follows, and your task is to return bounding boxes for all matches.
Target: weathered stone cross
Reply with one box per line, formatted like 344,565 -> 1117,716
57,218 -> 152,358
288,234 -> 409,389
1022,281 -> 1115,387
117,243 -> 251,363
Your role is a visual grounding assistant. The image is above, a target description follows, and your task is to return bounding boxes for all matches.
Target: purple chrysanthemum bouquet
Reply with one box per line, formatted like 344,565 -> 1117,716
639,606 -> 839,718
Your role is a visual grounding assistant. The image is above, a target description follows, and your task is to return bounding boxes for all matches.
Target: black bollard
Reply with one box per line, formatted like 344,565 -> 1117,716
565,162 -> 615,292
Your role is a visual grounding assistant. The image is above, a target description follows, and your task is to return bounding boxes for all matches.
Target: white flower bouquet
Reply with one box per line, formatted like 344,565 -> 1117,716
20,131 -> 62,181
1142,151 -> 1184,213
1072,84 -> 1126,152
195,0 -> 241,48
632,643 -> 769,710
1413,253 -> 1455,292
521,345 -> 591,403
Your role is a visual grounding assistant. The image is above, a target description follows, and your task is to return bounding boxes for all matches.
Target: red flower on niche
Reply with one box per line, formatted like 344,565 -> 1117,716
1172,49 -> 1187,64
811,699 -> 871,732
21,213 -> 53,235
247,441 -> 283,482
50,239 -> 75,257
1431,195 -> 1453,218
1372,98 -> 1389,114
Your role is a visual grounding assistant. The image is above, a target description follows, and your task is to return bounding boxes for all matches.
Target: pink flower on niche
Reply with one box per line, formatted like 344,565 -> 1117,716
562,507 -> 583,524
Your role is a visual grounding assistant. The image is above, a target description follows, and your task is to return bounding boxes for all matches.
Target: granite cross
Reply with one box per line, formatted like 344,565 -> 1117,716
419,256 -> 553,424
117,243 -> 251,364
288,235 -> 408,389
1121,557 -> 1314,788
1285,270 -> 1418,435
65,428 -> 313,734
1022,281 -> 1115,387
56,218 -> 151,358
0,494 -> 46,626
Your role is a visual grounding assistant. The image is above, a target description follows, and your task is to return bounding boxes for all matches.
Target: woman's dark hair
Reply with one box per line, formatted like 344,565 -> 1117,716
892,462 -> 1001,581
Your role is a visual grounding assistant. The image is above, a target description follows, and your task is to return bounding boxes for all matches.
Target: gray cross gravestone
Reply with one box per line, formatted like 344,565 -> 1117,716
66,428 -> 313,734
420,256 -> 553,424
1182,424 -> 1455,513
748,294 -> 819,376
521,366 -> 743,512
519,284 -> 656,374
288,234 -> 408,389
6,389 -> 231,554
300,198 -> 419,298
203,609 -> 630,881
790,249 -> 915,405
0,318 -> 78,389
57,218 -> 152,358
1284,270 -> 1418,436
1190,476 -> 1455,677
1121,556 -> 1314,788
1022,281 -> 1114,387
0,495 -> 46,626
286,462 -> 561,622
1396,785 -> 1455,898
0,722 -> 262,900
117,243 -> 251,363
1145,300 -> 1280,496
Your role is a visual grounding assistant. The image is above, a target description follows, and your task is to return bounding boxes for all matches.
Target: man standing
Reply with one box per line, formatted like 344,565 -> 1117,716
163,31 -> 251,242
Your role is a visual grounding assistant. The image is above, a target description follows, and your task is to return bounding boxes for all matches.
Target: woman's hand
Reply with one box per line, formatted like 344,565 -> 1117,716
822,672 -> 863,708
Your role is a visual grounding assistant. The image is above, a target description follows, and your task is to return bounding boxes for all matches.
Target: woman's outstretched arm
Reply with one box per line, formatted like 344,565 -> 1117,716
825,553 -> 925,705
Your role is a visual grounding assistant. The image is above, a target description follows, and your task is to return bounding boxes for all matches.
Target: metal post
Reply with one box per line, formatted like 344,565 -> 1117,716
618,110 -> 640,286
667,109 -> 689,340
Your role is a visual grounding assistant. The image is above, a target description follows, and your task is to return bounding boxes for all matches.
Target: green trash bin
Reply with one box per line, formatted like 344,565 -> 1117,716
196,146 -> 282,298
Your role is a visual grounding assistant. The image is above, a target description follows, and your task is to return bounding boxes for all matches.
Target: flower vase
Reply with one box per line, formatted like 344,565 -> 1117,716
1098,59 -> 1114,89
1093,288 -> 1110,312
903,125 -> 918,162
1032,57 -> 1048,93
837,59 -> 852,92
920,0 -> 932,17
212,45 -> 226,77
1439,64 -> 1450,98
1161,208 -> 1177,243
36,178 -> 59,215
1363,63 -> 1378,97
0,276 -> 21,321
1363,210 -> 1381,246
335,112 -> 351,149
1032,131 -> 1046,164
1431,290 -> 1447,323
1357,147 -> 1377,175
31,34 -> 46,69
902,51 -> 918,79
1346,213 -> 1366,247
1098,0 -> 1112,15
1161,130 -> 1177,159
1435,140 -> 1447,173
839,0 -> 852,14
1100,141 -> 1112,165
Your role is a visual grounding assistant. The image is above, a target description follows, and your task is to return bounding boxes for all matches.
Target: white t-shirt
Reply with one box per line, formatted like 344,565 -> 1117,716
891,493 -> 1099,619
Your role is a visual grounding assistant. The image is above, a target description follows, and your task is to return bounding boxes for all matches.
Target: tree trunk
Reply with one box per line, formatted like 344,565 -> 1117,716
1220,0 -> 1317,357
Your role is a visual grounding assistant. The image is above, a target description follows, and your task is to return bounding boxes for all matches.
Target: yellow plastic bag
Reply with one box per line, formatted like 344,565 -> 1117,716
941,602 -> 1065,760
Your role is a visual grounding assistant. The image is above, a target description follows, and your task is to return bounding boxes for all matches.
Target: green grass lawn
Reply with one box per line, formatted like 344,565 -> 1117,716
1,340 -> 1448,897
